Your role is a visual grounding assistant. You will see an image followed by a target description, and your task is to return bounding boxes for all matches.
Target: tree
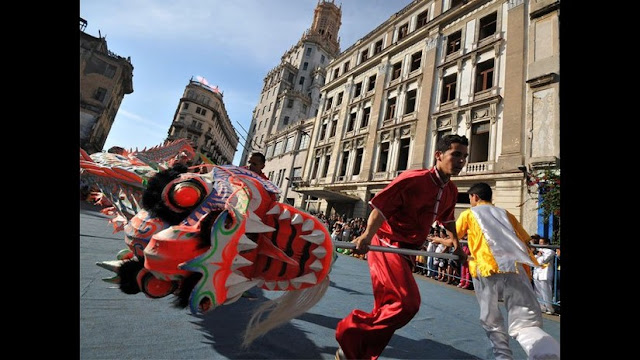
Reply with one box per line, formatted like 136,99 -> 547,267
527,168 -> 560,243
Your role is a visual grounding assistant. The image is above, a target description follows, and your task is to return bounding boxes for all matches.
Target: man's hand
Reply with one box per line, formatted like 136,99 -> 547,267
351,234 -> 371,254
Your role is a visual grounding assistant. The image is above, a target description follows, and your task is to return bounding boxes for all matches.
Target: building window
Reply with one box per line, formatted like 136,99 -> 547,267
319,119 -> 328,140
303,62 -> 309,70
367,74 -> 376,91
347,112 -> 357,132
374,40 -> 383,54
266,144 -> 274,158
361,49 -> 369,63
330,118 -> 338,137
446,30 -> 462,55
392,62 -> 402,80
299,76 -> 305,85
93,87 -> 107,102
285,136 -> 295,153
475,58 -> 494,93
397,23 -> 409,41
337,92 -> 343,105
287,99 -> 294,108
333,68 -> 340,80
470,121 -> 490,163
321,154 -> 331,178
354,82 -> 362,97
288,72 -> 295,83
273,141 -> 283,156
306,47 -> 312,56
326,97 -> 333,109
361,107 -> 371,128
479,12 -> 497,41
377,142 -> 390,172
283,116 -> 290,125
183,103 -> 190,110
405,89 -> 417,114
410,51 -> 422,72
353,148 -> 364,175
416,10 -> 429,29
196,107 -> 207,116
302,104 -> 308,114
339,151 -> 349,177
268,102 -> 272,111
321,54 -> 325,63
441,73 -> 457,103
450,0 -> 464,9
299,132 -> 310,149
386,97 -> 397,119
311,156 -> 321,179
344,61 -> 350,73
397,138 -> 410,171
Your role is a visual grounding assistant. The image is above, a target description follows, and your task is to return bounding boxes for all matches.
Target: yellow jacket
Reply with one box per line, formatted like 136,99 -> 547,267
456,201 -> 539,279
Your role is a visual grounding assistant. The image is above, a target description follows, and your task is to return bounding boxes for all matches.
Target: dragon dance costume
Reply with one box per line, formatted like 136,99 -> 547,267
80,140 -> 335,346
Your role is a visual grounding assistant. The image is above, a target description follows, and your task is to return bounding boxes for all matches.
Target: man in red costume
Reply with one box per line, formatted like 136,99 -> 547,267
335,134 -> 469,360
246,152 -> 269,180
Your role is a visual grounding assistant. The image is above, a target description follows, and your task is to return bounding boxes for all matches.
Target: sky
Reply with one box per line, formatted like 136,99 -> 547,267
81,0 -> 414,165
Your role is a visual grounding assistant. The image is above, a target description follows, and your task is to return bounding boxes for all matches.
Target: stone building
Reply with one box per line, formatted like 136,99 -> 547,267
294,0 -> 560,236
166,78 -> 239,165
80,17 -> 134,154
239,0 -> 343,206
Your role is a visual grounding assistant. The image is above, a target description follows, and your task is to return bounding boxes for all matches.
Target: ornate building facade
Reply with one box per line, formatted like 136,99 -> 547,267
239,0 -> 342,206
166,78 -> 239,165
241,0 -> 560,236
80,17 -> 134,154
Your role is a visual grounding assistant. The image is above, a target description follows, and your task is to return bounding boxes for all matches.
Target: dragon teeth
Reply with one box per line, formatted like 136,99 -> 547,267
300,229 -> 325,244
302,219 -> 315,232
278,209 -> 291,220
237,235 -> 258,251
266,204 -> 280,215
309,259 -> 323,271
291,213 -> 303,225
312,246 -> 327,259
291,272 -> 318,285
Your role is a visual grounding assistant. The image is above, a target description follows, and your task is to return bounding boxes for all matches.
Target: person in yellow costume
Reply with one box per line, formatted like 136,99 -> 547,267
455,182 -> 560,360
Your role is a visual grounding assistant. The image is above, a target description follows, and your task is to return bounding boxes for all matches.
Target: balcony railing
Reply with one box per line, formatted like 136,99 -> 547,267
464,161 -> 494,174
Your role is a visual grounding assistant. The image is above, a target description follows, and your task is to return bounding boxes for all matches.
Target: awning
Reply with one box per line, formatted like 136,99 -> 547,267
293,187 -> 361,202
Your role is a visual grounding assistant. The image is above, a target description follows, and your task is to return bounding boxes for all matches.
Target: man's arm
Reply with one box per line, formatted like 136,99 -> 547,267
351,207 -> 385,254
443,221 -> 467,263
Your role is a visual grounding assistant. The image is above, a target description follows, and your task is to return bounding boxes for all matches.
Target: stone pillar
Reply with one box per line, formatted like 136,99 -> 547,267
411,32 -> 440,169
496,0 -> 526,171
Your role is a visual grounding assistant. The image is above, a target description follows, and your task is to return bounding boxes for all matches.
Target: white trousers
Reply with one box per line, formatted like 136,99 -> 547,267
533,278 -> 554,313
472,267 -> 560,360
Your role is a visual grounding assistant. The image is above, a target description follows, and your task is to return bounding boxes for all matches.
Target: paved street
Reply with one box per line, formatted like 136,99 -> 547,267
80,201 -> 560,359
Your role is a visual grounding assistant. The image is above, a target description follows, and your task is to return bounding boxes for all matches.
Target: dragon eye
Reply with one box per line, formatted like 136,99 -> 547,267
171,182 -> 203,208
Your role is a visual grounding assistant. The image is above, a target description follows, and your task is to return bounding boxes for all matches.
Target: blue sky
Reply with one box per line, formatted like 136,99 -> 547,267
81,0 -> 413,165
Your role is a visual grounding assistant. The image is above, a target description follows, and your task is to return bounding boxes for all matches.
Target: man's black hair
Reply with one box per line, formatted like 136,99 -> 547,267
467,182 -> 492,201
250,152 -> 266,163
436,134 -> 469,153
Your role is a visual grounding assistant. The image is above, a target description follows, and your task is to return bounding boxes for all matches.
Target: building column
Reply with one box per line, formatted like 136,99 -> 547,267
496,0 -> 526,172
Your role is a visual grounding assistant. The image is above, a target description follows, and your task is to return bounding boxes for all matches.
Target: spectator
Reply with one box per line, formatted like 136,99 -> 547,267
533,237 -> 556,314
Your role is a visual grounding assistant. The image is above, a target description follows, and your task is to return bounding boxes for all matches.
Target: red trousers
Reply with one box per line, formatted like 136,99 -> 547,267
335,235 -> 421,360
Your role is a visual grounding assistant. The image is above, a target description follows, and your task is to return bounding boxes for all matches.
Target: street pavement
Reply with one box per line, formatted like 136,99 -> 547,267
80,201 -> 560,359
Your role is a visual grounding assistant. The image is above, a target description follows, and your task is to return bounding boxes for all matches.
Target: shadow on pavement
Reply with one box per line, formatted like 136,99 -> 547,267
195,289 -> 327,359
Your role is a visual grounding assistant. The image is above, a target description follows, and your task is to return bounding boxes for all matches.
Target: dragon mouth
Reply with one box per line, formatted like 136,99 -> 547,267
176,201 -> 333,313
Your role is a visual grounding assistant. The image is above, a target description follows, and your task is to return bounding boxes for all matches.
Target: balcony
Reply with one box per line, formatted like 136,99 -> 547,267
373,172 -> 388,180
187,124 -> 203,134
464,161 -> 494,174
